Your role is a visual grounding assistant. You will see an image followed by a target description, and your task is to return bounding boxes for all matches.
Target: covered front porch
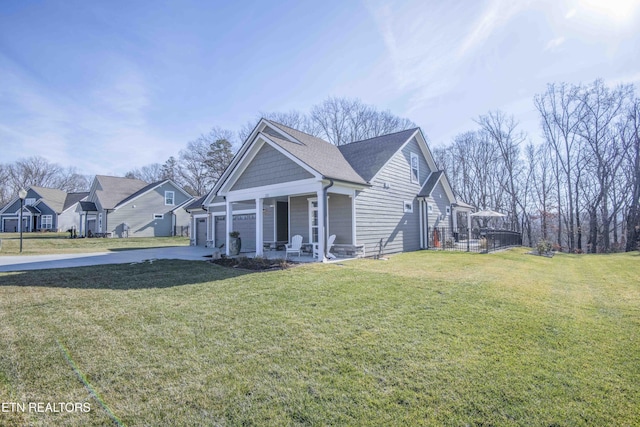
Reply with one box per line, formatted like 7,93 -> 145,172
215,182 -> 360,262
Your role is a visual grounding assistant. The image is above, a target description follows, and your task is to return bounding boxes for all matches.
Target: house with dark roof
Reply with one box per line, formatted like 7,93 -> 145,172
194,118 -> 468,260
77,175 -> 193,237
0,186 -> 89,232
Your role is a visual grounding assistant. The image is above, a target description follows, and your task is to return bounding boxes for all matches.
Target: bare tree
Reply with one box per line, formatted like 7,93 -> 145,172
179,126 -> 236,196
476,111 -> 526,231
125,163 -> 164,183
623,98 -> 640,251
578,80 -> 634,252
534,82 -> 585,251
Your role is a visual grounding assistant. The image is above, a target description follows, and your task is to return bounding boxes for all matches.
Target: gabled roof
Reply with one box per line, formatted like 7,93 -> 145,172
94,175 -> 148,210
63,192 -> 89,211
417,170 -> 456,203
265,121 -> 367,185
23,205 -> 41,214
338,128 -> 419,182
417,171 -> 444,197
79,201 -> 98,212
185,195 -> 207,212
31,186 -> 68,213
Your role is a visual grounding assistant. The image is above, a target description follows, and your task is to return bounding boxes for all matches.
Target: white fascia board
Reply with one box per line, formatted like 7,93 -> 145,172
224,178 -> 320,203
212,209 -> 255,216
203,118 -> 277,206
219,134 -> 322,195
439,174 -> 457,204
327,183 -> 364,196
414,128 -> 438,172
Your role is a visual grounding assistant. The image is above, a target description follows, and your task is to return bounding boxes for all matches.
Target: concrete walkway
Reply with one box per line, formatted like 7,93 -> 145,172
0,246 -> 214,272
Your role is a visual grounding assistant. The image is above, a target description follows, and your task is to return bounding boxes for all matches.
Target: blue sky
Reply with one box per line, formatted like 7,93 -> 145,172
1,0 -> 639,176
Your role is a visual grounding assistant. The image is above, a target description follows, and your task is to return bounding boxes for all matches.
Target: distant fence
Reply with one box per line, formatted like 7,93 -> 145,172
427,227 -> 522,253
173,226 -> 190,237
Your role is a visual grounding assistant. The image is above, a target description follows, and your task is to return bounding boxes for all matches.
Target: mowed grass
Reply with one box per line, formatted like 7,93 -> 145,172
0,232 -> 189,255
0,249 -> 638,426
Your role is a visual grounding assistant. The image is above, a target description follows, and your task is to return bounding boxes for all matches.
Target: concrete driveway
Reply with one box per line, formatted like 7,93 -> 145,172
0,246 -> 213,272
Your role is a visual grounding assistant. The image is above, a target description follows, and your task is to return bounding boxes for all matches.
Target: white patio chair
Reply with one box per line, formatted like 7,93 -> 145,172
314,234 -> 336,259
285,235 -> 303,258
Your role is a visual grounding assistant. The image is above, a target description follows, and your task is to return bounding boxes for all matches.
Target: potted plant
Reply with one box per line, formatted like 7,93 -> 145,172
229,231 -> 241,255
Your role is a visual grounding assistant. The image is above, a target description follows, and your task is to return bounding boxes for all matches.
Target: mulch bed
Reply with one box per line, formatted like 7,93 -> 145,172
210,256 -> 295,271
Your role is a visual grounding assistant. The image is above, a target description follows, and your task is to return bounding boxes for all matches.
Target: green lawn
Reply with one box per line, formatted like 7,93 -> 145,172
0,232 -> 189,255
0,249 -> 638,426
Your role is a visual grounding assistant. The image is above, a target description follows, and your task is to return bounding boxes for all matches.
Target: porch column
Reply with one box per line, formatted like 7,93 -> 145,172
316,189 -> 326,262
255,198 -> 264,257
208,212 -> 213,247
419,199 -> 424,249
467,210 -> 472,252
225,202 -> 233,256
351,191 -> 357,245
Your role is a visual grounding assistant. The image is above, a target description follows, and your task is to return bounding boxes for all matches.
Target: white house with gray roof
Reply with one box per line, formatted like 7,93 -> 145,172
195,119 -> 465,261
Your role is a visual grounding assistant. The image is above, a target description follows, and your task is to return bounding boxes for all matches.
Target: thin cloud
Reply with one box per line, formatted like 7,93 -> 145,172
545,36 -> 566,51
457,0 -> 530,58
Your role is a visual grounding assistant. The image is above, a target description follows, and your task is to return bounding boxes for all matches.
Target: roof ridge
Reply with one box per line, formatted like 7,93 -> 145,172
340,127 -> 419,147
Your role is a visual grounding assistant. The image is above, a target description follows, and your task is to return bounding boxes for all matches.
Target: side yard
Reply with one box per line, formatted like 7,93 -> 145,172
0,249 -> 638,425
0,232 -> 189,255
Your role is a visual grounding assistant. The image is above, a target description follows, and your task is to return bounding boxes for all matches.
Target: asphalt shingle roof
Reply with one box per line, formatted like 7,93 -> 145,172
31,186 -> 68,213
337,128 -> 419,182
417,171 -> 444,198
94,175 -> 149,210
265,120 -> 368,185
63,192 -> 89,211
79,201 -> 98,212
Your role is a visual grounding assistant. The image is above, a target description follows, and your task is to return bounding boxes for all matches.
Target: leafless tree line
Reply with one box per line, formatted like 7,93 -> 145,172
130,97 -> 416,196
0,157 -> 90,205
436,79 -> 639,252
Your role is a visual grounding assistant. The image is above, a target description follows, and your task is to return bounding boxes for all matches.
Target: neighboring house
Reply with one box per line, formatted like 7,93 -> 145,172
0,186 -> 89,232
77,175 -> 192,237
193,118 -> 466,260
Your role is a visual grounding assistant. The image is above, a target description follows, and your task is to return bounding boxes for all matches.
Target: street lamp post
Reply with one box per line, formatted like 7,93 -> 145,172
18,188 -> 27,253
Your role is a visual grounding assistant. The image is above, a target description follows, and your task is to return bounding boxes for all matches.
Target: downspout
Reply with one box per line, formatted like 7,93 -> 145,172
322,178 -> 334,260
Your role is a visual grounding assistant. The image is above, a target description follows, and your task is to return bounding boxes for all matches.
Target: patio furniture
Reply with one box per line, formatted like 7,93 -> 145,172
314,234 -> 336,259
285,235 -> 303,258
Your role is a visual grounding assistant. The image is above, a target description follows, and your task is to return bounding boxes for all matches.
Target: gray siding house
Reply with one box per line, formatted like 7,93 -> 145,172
78,175 -> 193,238
0,187 -> 88,232
196,119 -> 461,261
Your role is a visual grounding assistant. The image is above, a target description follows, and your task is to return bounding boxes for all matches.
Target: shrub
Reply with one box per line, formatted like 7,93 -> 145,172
536,239 -> 552,255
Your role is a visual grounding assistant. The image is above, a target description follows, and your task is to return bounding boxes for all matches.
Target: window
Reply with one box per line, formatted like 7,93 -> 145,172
165,191 -> 175,206
410,153 -> 419,184
403,201 -> 413,213
41,215 -> 53,229
25,198 -> 36,206
309,199 -> 319,243
446,206 -> 451,215
153,214 -> 164,220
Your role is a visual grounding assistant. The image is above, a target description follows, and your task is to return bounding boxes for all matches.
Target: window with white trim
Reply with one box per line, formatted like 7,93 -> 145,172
41,215 -> 53,229
403,201 -> 413,213
165,191 -> 175,206
25,198 -> 36,206
153,214 -> 164,220
410,153 -> 419,184
308,198 -> 319,244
